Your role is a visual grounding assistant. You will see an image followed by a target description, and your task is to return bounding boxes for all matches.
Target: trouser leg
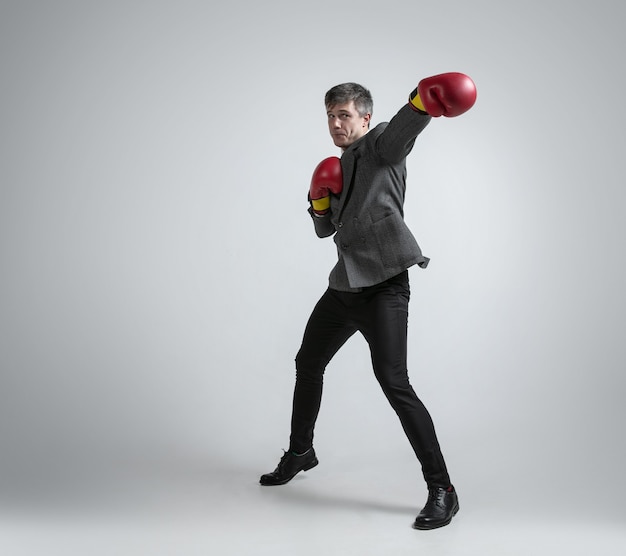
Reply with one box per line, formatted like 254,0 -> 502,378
289,289 -> 356,453
359,272 -> 451,488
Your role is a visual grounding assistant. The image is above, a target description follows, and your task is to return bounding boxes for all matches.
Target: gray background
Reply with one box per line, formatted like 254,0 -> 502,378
1,0 -> 625,554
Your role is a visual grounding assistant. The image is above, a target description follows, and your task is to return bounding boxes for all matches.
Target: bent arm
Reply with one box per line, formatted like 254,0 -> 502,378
307,206 -> 335,238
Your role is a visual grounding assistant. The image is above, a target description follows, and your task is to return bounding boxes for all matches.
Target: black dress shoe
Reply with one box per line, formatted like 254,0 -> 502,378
412,486 -> 459,530
259,449 -> 319,486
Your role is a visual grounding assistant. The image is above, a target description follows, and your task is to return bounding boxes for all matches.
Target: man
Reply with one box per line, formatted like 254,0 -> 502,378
260,74 -> 476,530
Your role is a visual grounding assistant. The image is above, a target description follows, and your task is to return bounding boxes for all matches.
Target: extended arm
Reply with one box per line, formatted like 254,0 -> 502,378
376,72 -> 477,162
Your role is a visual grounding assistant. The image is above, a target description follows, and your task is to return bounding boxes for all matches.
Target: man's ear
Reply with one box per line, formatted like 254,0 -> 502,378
363,113 -> 371,127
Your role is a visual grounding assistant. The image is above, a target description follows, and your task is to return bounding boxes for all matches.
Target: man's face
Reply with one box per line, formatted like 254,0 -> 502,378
327,101 -> 370,150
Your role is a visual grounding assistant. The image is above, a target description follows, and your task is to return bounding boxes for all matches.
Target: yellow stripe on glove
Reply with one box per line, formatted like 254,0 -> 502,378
311,196 -> 330,212
409,88 -> 426,112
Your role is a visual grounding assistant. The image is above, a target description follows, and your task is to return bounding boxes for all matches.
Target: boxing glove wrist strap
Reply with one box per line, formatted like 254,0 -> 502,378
408,87 -> 428,113
311,197 -> 330,212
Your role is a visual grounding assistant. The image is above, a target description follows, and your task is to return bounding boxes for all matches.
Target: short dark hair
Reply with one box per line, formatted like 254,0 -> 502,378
325,82 -> 373,119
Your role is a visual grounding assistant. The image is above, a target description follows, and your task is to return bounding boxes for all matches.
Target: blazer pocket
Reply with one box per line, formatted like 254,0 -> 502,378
369,206 -> 393,224
372,212 -> 421,268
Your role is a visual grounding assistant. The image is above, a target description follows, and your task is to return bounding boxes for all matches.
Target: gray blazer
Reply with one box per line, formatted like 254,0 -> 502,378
309,104 -> 432,292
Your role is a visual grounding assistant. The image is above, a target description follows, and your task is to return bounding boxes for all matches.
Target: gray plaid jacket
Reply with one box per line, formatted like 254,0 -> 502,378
309,104 -> 432,292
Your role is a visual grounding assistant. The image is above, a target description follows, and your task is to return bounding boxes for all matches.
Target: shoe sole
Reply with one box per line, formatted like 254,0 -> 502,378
302,457 -> 319,472
259,457 -> 319,486
412,502 -> 459,530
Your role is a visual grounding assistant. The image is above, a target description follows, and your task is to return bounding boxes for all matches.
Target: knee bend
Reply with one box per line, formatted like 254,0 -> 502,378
374,368 -> 411,391
376,374 -> 414,401
295,352 -> 325,383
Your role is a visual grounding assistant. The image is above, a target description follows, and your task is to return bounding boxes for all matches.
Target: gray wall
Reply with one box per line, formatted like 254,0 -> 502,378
1,0 -> 624,522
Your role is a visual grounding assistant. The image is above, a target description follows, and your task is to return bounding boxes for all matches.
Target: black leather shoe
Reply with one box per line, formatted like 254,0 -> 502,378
259,449 -> 319,486
412,486 -> 459,530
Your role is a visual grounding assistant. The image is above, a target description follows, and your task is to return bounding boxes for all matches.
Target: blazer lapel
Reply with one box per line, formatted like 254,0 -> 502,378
336,144 -> 361,221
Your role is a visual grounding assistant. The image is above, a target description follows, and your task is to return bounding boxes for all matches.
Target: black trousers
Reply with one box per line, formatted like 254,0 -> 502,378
290,271 -> 451,488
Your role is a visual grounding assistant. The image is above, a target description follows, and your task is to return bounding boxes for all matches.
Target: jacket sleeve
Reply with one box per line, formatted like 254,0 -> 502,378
307,206 -> 336,238
374,104 -> 431,164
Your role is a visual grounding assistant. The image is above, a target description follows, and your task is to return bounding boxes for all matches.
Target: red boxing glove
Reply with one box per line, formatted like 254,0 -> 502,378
409,72 -> 477,117
309,156 -> 342,215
